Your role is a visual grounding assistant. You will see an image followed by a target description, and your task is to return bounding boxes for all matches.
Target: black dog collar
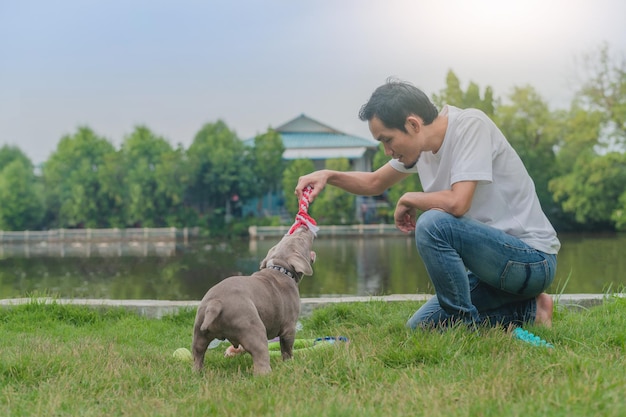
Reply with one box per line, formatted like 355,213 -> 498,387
267,265 -> 299,282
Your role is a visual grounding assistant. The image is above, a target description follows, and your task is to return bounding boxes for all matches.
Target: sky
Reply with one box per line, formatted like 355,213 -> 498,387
1,0 -> 625,164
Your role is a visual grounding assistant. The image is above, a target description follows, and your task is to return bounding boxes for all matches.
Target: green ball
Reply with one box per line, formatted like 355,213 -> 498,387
172,347 -> 193,362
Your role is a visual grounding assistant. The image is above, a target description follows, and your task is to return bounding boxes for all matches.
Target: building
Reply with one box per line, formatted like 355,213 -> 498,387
242,114 -> 382,220
270,113 -> 379,171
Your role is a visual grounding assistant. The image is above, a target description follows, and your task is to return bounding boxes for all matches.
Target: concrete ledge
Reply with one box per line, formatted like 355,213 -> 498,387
0,298 -> 199,319
1,294 -> 622,319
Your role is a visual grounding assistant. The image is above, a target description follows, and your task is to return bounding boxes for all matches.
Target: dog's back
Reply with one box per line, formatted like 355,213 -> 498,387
196,271 -> 300,342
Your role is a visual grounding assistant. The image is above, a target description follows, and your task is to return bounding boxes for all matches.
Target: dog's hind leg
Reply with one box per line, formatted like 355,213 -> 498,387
239,326 -> 272,376
200,301 -> 221,332
192,328 -> 212,372
192,302 -> 222,372
279,329 -> 296,361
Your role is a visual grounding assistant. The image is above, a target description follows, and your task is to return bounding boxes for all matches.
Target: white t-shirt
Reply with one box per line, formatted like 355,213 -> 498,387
389,105 -> 561,254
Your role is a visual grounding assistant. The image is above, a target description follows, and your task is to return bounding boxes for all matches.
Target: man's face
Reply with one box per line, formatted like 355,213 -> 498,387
368,116 -> 421,169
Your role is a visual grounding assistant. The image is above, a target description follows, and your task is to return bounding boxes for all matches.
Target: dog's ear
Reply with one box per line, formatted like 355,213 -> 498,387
288,252 -> 314,276
287,228 -> 315,276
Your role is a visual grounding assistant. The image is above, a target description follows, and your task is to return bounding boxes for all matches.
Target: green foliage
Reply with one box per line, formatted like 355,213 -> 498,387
574,43 -> 626,152
249,129 -> 286,216
433,70 -> 464,107
0,159 -> 45,230
251,129 -> 285,197
97,151 -> 127,228
612,191 -> 626,231
282,159 -> 315,216
552,106 -> 605,173
313,158 -> 356,224
42,126 -> 117,228
432,70 -> 497,116
548,44 -> 626,230
117,126 -> 181,227
156,145 -> 196,227
0,146 -> 43,230
186,120 -> 254,227
549,152 -> 626,226
0,145 -> 33,171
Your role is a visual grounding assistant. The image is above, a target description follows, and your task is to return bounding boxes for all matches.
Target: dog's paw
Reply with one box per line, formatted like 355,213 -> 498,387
224,345 -> 246,357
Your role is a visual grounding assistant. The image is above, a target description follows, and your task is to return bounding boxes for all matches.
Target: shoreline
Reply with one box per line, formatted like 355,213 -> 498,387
0,293 -> 621,319
248,224 -> 405,239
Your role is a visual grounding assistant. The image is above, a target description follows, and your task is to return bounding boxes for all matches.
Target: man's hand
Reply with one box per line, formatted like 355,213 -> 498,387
295,170 -> 329,201
394,200 -> 417,233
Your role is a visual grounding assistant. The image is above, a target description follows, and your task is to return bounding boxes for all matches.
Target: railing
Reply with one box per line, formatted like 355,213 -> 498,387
248,224 -> 408,239
0,227 -> 200,258
0,227 -> 198,243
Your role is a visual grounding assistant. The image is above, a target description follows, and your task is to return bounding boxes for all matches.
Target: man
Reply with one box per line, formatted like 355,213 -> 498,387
295,79 -> 560,329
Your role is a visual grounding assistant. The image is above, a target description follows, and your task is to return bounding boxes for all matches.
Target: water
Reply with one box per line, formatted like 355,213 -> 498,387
0,233 -> 624,300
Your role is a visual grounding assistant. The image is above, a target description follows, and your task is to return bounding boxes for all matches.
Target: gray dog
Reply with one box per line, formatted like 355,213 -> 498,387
192,227 -> 316,375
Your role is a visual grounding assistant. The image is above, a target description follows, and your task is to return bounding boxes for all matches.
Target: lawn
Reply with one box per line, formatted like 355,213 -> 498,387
1,296 -> 625,416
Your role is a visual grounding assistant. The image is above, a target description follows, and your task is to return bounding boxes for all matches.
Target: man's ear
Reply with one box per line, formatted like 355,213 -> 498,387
405,115 -> 421,133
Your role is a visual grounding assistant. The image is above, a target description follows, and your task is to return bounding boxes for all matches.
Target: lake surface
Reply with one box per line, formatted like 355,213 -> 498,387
0,233 -> 624,301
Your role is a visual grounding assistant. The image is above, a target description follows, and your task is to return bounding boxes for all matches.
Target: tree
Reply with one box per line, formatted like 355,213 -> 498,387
155,145 -> 194,227
463,81 -> 483,109
313,158 -> 355,224
482,86 -> 496,116
186,120 -> 254,226
549,152 -> 626,227
548,43 -> 626,230
551,106 -> 605,175
97,150 -> 127,228
282,159 -> 315,217
0,145 -> 32,172
249,129 -> 285,211
42,126 -> 117,228
574,43 -> 626,152
117,126 -> 177,227
433,70 -> 464,108
0,159 -> 45,230
433,70 -> 496,115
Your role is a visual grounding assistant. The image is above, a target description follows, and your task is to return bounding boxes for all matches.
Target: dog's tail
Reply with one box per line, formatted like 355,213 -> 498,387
200,300 -> 222,332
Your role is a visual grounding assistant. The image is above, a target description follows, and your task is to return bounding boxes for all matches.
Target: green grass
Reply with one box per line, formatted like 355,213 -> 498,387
1,297 -> 625,417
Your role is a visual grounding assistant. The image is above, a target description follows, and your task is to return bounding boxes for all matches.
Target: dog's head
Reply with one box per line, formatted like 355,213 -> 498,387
259,227 -> 316,279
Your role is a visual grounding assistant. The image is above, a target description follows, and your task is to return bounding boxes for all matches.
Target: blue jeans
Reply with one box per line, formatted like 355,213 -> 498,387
406,210 -> 557,329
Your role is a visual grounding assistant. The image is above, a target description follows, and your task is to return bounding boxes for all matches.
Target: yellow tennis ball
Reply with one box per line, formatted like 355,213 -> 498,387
173,347 -> 193,362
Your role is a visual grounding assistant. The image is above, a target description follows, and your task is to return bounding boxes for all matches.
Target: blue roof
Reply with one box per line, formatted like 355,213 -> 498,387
281,132 -> 378,149
244,114 -> 378,150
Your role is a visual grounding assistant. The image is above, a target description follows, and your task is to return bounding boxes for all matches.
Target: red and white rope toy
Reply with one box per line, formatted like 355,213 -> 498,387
287,185 -> 319,236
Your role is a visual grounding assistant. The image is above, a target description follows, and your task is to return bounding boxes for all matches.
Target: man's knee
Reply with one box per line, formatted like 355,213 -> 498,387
415,210 -> 453,242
